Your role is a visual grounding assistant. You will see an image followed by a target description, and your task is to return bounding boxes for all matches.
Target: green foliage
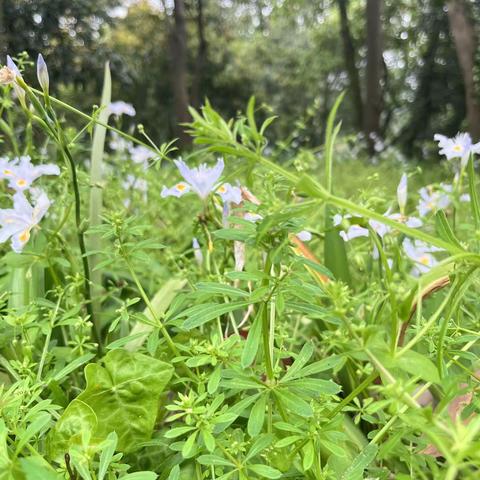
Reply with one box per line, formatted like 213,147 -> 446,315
49,350 -> 173,457
1,60 -> 480,480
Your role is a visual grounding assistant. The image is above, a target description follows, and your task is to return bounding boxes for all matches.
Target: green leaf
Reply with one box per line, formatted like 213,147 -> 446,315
16,412 -> 51,455
127,278 -> 187,350
98,432 -> 118,480
197,455 -> 235,467
182,431 -> 198,458
180,301 -> 250,329
340,444 -> 378,480
88,62 -> 111,328
274,389 -> 313,417
395,350 -> 440,384
281,342 -> 314,382
207,366 -> 222,394
121,473 -> 158,480
248,394 -> 267,437
20,457 -> 62,480
48,350 -> 173,457
165,427 -> 196,439
167,465 -> 180,480
50,353 -> 96,383
435,210 -> 462,249
468,156 -> 480,228
248,465 -> 282,479
202,429 -> 216,452
47,400 -> 97,461
196,282 -> 249,298
303,441 -> 315,471
324,205 -> 351,285
245,434 -> 274,461
295,355 -> 345,378
241,307 -> 263,368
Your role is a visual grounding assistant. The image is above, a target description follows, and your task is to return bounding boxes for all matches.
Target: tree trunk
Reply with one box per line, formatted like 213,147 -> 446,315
399,8 -> 443,155
170,0 -> 192,148
0,0 -> 8,58
192,0 -> 208,108
447,0 -> 480,140
337,0 -> 363,130
364,0 -> 383,153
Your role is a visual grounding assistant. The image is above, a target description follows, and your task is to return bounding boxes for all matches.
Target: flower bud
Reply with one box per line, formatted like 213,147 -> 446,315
36,53 -> 49,94
397,173 -> 408,213
5,55 -> 26,108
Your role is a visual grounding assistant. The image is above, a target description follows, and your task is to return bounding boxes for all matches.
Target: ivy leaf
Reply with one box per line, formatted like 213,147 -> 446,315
48,350 -> 173,457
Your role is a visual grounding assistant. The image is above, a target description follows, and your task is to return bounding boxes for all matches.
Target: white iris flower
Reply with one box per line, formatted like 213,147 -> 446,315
403,238 -> 442,276
0,190 -> 51,252
109,101 -> 136,117
0,155 -> 60,192
434,132 -> 480,168
161,158 -> 224,200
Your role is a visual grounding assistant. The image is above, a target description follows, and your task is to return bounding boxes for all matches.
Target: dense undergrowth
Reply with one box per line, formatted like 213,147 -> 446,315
0,57 -> 479,480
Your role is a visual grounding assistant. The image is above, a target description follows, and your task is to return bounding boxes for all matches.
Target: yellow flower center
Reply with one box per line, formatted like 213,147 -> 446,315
19,229 -> 30,244
419,255 -> 430,266
453,145 -> 463,152
217,185 -> 226,193
3,169 -> 12,176
16,179 -> 27,187
176,183 -> 187,191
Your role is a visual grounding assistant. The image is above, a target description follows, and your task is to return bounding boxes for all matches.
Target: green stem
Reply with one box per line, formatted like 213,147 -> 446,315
123,255 -> 197,381
61,145 -> 100,352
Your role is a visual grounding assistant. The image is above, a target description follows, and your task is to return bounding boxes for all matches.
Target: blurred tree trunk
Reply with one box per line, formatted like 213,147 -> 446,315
399,7 -> 443,155
364,0 -> 383,153
447,0 -> 480,140
0,0 -> 7,57
256,0 -> 265,32
337,0 -> 363,130
170,0 -> 192,148
192,0 -> 208,108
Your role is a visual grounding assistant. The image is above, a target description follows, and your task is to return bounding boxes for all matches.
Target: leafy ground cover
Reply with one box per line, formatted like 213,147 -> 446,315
0,57 -> 479,480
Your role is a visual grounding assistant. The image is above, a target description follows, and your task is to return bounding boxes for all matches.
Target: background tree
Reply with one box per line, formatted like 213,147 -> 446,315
170,0 -> 192,148
447,0 -> 480,140
337,0 -> 363,131
364,0 -> 384,152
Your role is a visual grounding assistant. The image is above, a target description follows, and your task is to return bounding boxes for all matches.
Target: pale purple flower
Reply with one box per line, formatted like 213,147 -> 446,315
122,174 -> 148,203
460,193 -> 471,202
340,225 -> 369,242
337,216 -> 389,242
297,230 -> 312,242
129,145 -> 156,169
0,156 -> 60,192
36,54 -> 49,93
109,101 -> 136,117
192,237 -> 203,266
0,190 -> 50,252
333,213 -> 345,227
216,183 -> 242,205
397,173 -> 408,213
417,185 -> 451,217
162,158 -> 224,200
434,133 -> 480,168
387,212 -> 423,228
403,238 -> 442,276
109,132 -> 132,152
244,212 -> 263,222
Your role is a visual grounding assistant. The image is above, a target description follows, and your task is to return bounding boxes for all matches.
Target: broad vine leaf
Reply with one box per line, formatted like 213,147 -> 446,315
48,350 -> 173,458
